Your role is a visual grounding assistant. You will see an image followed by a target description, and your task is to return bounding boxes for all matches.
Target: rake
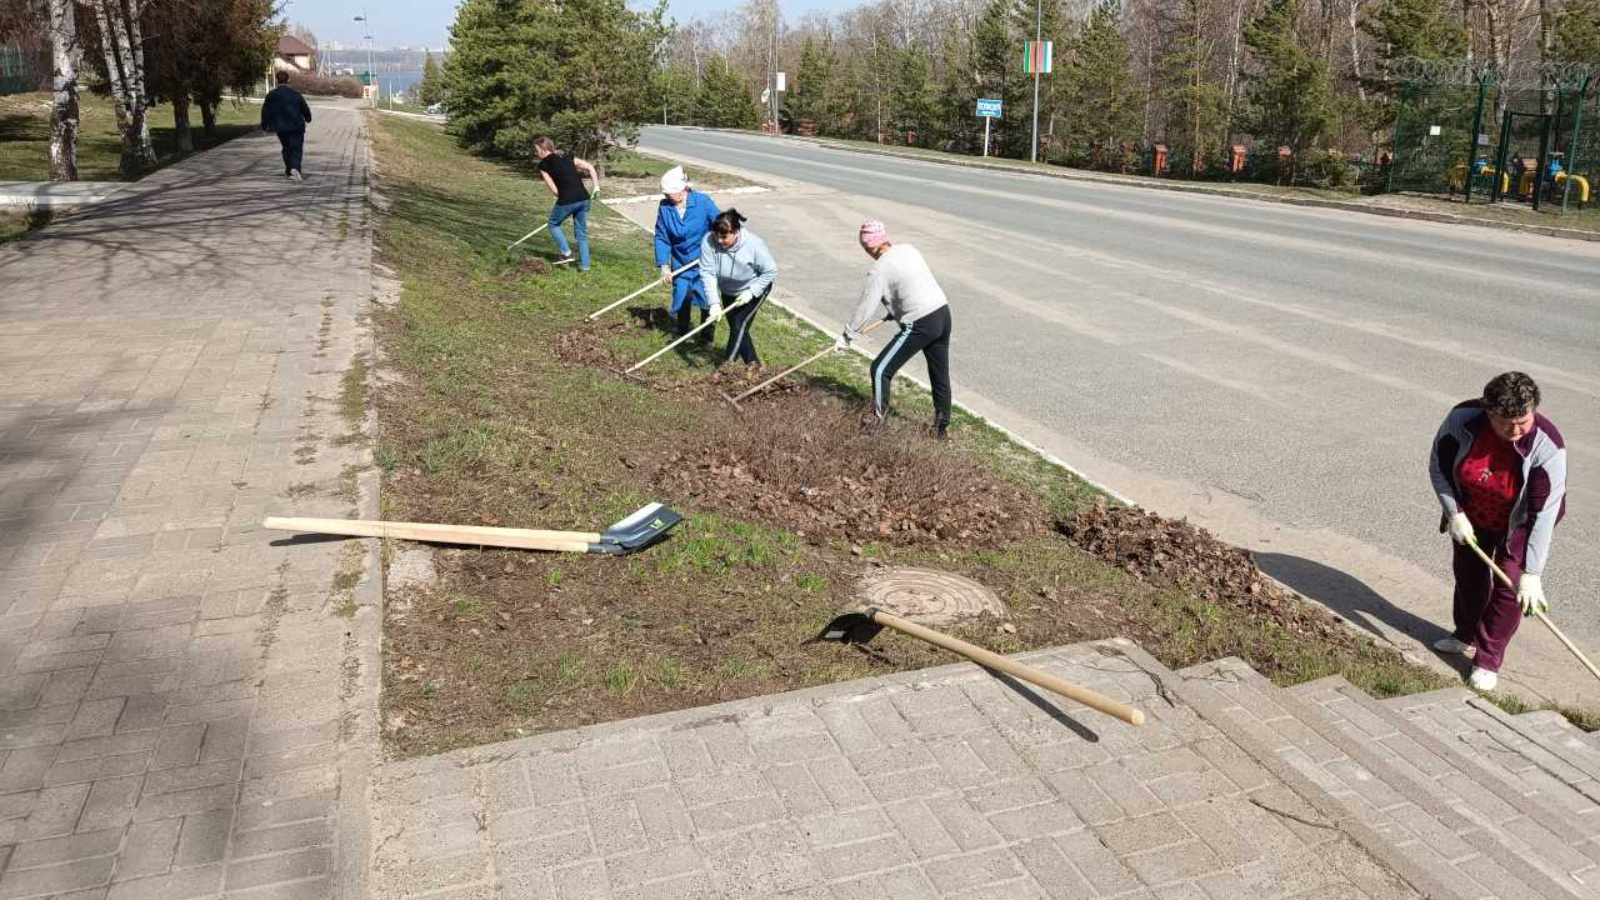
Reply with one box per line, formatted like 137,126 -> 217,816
1465,539 -> 1600,685
506,186 -> 600,252
263,502 -> 682,556
626,294 -> 752,374
809,606 -> 1145,726
721,320 -> 886,410
588,261 -> 697,321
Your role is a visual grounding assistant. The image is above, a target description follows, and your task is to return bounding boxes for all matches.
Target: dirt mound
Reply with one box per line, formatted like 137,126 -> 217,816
655,399 -> 1044,546
553,322 -> 630,369
703,363 -> 806,402
1056,503 -> 1343,639
518,258 -> 553,275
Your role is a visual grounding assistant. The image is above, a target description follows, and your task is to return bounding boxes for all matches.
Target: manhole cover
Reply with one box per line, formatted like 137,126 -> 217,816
854,568 -> 1008,625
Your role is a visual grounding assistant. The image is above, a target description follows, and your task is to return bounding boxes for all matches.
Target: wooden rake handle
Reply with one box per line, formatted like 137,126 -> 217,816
731,319 -> 887,405
507,222 -> 549,251
589,261 -> 696,321
1465,540 -> 1600,685
873,610 -> 1145,726
627,293 -> 753,373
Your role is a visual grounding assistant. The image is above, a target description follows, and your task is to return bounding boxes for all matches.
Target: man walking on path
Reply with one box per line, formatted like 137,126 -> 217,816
261,70 -> 312,180
843,219 -> 954,438
534,137 -> 599,271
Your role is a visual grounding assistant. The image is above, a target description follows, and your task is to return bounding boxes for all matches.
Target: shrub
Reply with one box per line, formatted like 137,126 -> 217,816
288,72 -> 363,99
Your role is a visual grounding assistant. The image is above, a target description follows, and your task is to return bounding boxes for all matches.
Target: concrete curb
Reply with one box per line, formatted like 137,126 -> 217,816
674,127 -> 1600,244
336,113 -> 384,900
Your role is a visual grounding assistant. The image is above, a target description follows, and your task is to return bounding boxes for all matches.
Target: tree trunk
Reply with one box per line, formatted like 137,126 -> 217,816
173,94 -> 193,152
47,0 -> 80,182
200,99 -> 217,136
119,0 -> 158,170
1347,0 -> 1365,103
93,0 -> 157,178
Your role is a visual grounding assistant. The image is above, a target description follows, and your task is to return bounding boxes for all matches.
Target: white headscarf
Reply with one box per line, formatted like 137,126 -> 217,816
660,165 -> 688,194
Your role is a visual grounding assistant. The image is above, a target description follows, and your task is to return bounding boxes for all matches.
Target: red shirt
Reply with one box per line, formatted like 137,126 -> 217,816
1457,427 -> 1522,533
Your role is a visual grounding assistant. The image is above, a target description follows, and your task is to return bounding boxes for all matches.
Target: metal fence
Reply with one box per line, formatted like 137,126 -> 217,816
0,45 -> 49,95
1388,59 -> 1600,214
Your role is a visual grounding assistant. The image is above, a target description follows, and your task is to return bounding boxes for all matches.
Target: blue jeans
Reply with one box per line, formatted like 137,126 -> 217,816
548,199 -> 590,270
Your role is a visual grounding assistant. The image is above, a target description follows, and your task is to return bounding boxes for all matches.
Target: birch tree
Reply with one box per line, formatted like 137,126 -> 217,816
88,0 -> 157,177
47,0 -> 80,180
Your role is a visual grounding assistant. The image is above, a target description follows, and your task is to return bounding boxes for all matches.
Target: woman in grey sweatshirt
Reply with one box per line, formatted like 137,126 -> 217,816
698,209 -> 777,366
842,220 -> 952,438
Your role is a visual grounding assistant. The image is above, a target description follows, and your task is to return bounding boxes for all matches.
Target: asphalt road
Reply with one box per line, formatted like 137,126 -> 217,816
634,126 -> 1599,703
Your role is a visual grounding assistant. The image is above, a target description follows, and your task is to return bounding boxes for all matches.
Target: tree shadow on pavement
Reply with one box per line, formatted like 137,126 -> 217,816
1255,552 -> 1472,677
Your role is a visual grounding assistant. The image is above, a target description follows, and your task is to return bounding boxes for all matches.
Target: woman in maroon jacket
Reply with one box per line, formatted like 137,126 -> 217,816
1428,372 -> 1568,692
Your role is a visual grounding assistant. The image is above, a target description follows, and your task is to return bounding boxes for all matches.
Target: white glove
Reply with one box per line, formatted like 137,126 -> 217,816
660,264 -> 673,284
833,335 -> 849,351
708,300 -> 724,320
1447,513 -> 1475,546
733,290 -> 754,307
1518,573 -> 1547,617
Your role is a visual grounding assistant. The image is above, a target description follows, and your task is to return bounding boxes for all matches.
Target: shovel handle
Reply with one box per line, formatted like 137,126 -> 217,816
872,610 -> 1144,726
1464,540 -> 1600,685
589,261 -> 696,321
263,517 -> 599,552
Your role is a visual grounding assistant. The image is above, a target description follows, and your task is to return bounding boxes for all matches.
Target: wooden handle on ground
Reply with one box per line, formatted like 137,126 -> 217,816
589,261 -> 696,320
732,320 -> 888,404
263,517 -> 597,553
873,610 -> 1145,725
1465,540 -> 1600,685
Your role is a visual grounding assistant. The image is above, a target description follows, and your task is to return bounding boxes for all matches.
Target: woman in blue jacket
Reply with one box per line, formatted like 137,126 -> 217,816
653,166 -> 721,342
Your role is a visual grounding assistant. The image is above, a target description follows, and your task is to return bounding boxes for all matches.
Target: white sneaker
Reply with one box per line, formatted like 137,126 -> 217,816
290,170 -> 303,182
1433,636 -> 1472,654
1468,667 -> 1499,691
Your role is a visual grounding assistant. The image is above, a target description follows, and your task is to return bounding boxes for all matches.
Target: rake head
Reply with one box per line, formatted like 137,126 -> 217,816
806,607 -> 886,647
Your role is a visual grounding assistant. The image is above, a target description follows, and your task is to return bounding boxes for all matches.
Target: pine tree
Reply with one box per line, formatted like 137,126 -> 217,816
1552,0 -> 1600,62
445,0 -> 668,159
1059,0 -> 1141,167
417,50 -> 444,106
1158,0 -> 1228,175
968,0 -> 1025,156
892,42 -> 937,144
1360,0 -> 1468,86
655,64 -> 699,125
790,37 -> 836,132
1240,0 -> 1338,165
693,56 -> 761,128
935,31 -> 974,150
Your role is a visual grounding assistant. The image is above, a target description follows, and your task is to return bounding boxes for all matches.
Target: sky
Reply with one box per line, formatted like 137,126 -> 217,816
286,0 -> 860,51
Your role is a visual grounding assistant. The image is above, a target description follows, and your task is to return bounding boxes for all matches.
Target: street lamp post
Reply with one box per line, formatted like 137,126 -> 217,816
354,11 -> 374,107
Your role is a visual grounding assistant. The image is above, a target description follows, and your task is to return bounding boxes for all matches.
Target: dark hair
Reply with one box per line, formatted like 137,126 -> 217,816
275,70 -> 291,85
712,209 -> 747,236
533,137 -> 556,155
1483,372 -> 1540,418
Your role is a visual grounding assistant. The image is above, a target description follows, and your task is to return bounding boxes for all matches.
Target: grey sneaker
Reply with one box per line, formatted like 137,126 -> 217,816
1433,636 -> 1471,654
290,169 -> 303,182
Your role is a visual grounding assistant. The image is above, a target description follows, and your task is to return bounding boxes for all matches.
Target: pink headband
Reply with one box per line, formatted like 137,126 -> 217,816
859,220 -> 888,250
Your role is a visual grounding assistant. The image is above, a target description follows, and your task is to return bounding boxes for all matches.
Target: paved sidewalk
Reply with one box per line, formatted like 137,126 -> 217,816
372,641 -> 1414,900
0,110 -> 380,899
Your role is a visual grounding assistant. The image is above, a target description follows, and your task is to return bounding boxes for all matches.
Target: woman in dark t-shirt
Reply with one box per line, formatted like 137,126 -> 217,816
533,137 -> 600,271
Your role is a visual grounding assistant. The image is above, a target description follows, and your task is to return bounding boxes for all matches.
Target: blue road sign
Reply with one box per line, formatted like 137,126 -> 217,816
976,98 -> 1002,118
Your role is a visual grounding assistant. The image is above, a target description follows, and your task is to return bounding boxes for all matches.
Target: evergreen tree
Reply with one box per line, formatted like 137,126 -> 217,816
1240,0 -> 1339,164
417,49 -> 444,106
445,0 -> 668,159
1360,0 -> 1467,86
1158,0 -> 1228,174
1552,0 -> 1600,62
891,42 -> 937,144
655,64 -> 699,125
968,0 -> 1025,156
935,31 -> 975,150
693,56 -> 761,128
790,37 -> 836,132
1059,0 -> 1141,167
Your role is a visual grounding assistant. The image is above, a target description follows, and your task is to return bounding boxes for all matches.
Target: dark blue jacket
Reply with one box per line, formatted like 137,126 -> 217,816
261,86 -> 312,134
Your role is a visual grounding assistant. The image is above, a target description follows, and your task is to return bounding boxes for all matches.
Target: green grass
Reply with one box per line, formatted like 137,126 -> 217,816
368,112 -> 1594,756
0,92 -> 260,182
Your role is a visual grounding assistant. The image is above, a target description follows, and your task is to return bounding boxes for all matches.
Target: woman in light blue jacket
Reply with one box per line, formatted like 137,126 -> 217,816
698,209 -> 777,366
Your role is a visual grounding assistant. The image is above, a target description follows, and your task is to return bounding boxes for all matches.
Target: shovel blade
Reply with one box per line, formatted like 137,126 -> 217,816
806,611 -> 885,647
599,503 -> 683,551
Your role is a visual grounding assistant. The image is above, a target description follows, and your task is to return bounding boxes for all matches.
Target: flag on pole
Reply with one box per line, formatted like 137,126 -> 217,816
1023,40 -> 1053,74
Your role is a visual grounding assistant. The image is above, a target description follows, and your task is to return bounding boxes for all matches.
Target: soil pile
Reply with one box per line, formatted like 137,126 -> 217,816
1057,502 -> 1344,639
517,258 -> 552,275
553,322 -> 630,369
655,399 -> 1044,546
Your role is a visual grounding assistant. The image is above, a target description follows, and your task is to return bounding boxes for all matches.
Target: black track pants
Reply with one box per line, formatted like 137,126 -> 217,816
676,303 -> 713,343
870,305 -> 951,426
722,285 -> 771,365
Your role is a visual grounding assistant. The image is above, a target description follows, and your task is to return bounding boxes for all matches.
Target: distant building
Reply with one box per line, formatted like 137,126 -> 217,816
274,35 -> 315,74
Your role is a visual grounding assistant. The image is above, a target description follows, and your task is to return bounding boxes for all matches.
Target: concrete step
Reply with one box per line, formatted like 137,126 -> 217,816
1291,677 -> 1600,897
1389,690 -> 1600,827
1476,705 -> 1600,795
1176,658 -> 1581,900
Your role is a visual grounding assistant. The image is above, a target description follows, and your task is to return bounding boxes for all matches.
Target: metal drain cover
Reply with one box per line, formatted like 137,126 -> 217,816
854,567 -> 1008,625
